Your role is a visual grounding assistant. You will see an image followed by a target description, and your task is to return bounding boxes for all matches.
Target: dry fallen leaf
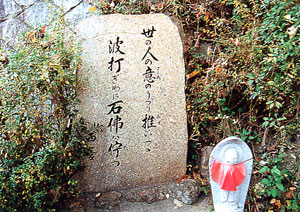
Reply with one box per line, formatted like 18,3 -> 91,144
176,175 -> 191,183
69,201 -> 81,208
215,66 -> 222,74
270,199 -> 276,204
89,6 -> 96,11
186,70 -> 200,80
275,199 -> 281,209
286,190 -> 294,199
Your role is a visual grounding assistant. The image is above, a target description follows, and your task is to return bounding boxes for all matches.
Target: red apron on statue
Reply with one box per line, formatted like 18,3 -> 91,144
211,159 -> 246,191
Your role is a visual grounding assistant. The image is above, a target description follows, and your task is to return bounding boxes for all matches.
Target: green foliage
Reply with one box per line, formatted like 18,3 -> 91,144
0,18 -> 95,211
89,0 -> 190,15
185,0 -> 299,146
180,0 -> 299,210
89,0 -> 143,14
252,146 -> 300,211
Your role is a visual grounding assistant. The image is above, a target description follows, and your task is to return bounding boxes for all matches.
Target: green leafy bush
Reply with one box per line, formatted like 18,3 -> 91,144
252,145 -> 300,211
129,0 -> 300,211
0,18 -> 95,211
186,0 -> 299,144
182,0 -> 299,210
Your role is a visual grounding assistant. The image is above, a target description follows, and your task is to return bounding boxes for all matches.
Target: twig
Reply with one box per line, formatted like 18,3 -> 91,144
12,3 -> 34,19
0,2 -> 35,31
251,142 -> 257,161
261,127 -> 268,147
253,196 -> 260,212
60,0 -> 84,18
194,34 -> 201,48
205,67 -> 210,85
0,14 -> 9,24
0,38 -> 17,51
297,95 -> 300,118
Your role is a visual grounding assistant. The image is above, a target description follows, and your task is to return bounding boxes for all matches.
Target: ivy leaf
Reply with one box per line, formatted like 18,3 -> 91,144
270,187 -> 280,198
261,178 -> 270,185
276,182 -> 285,192
271,167 -> 281,176
269,121 -> 275,127
262,121 -> 269,127
275,102 -> 282,108
259,166 -> 270,173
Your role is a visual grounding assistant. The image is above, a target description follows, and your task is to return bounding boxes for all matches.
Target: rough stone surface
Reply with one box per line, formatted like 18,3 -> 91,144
77,14 -> 187,193
0,0 -> 91,47
200,145 -> 213,179
60,193 -> 212,212
284,146 -> 300,171
174,179 -> 201,205
209,137 -> 253,212
94,191 -> 122,209
123,183 -> 171,204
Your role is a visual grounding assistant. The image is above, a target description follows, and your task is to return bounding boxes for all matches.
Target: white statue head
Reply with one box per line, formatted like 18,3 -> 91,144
224,147 -> 239,164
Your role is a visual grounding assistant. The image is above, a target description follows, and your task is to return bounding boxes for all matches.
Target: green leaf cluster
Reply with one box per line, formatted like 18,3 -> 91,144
186,0 -> 299,146
178,0 -> 299,210
254,147 -> 300,211
0,18 -> 96,211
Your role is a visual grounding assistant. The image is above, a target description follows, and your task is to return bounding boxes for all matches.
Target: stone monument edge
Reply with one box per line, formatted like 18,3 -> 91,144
75,13 -> 189,204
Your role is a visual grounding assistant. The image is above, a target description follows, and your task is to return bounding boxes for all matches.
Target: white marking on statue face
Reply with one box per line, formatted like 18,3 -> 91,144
224,148 -> 239,164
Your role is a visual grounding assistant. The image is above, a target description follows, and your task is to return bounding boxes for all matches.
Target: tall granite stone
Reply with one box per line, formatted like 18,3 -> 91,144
77,14 -> 187,193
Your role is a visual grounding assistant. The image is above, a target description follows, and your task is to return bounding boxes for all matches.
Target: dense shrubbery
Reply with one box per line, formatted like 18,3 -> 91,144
181,0 -> 299,210
0,18 -> 94,211
185,0 -> 299,147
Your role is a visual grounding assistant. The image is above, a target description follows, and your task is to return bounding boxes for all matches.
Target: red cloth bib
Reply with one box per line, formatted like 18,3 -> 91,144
211,159 -> 246,191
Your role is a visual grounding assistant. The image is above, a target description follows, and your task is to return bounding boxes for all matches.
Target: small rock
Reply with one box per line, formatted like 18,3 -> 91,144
201,146 -> 214,179
124,186 -> 169,204
173,199 -> 183,209
94,191 -> 122,209
174,179 -> 201,205
296,134 -> 300,146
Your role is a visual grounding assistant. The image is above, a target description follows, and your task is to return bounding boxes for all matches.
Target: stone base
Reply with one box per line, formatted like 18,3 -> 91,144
81,179 -> 202,210
82,182 -> 173,210
123,182 -> 173,204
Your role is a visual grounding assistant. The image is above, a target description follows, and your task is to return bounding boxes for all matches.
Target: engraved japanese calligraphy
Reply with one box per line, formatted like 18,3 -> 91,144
78,14 -> 187,193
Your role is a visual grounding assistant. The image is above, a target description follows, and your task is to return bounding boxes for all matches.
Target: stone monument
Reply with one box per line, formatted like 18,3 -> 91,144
209,137 -> 253,212
77,14 -> 187,194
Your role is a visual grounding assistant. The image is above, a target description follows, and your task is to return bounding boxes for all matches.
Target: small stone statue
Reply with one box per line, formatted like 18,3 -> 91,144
209,137 -> 253,212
